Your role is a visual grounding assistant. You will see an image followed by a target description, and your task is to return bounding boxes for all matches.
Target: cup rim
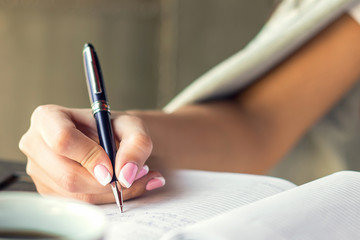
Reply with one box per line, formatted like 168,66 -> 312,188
0,191 -> 107,240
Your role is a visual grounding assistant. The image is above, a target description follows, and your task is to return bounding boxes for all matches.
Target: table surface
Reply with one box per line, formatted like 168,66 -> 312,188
0,160 -> 36,192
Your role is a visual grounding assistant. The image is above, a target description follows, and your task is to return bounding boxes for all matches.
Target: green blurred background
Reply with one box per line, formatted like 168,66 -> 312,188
1,0 -> 274,162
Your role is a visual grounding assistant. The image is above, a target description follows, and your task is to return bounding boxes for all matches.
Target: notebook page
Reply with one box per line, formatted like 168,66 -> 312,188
164,171 -> 360,240
100,170 -> 295,240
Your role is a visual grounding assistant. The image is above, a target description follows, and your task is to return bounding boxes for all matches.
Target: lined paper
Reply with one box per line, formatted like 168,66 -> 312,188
165,171 -> 360,240
100,170 -> 295,240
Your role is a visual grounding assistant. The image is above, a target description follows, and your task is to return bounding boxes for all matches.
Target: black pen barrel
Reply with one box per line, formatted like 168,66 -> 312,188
94,110 -> 117,183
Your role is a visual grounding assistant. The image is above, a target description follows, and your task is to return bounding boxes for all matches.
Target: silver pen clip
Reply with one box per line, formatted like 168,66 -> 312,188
84,47 -> 102,94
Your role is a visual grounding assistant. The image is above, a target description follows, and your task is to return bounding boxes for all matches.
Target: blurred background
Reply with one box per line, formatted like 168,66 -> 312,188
1,0 -> 274,162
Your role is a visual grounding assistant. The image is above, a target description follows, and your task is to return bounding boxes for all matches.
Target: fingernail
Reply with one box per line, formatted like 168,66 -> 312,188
146,177 -> 166,191
94,164 -> 112,186
135,165 -> 149,181
119,162 -> 138,188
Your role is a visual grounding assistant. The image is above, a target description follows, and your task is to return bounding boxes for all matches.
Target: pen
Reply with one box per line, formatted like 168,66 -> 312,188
82,43 -> 123,213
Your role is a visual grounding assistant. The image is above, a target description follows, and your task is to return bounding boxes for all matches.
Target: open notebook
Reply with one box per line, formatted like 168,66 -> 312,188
100,170 -> 360,240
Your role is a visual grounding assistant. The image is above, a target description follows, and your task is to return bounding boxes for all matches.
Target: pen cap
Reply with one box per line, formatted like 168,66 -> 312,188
82,43 -> 109,108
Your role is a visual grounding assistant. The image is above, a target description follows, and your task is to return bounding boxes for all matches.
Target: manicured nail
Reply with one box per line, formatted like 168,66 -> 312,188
135,165 -> 149,181
119,162 -> 138,188
94,164 -> 112,186
146,177 -> 166,191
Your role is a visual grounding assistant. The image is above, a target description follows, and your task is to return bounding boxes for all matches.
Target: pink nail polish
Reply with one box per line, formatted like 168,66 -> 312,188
146,177 -> 166,191
94,164 -> 112,186
119,162 -> 138,188
135,165 -> 149,181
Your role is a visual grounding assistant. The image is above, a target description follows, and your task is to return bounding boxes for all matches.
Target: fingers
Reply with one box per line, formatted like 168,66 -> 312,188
31,165 -> 165,204
22,136 -> 108,194
26,105 -> 155,189
19,104 -> 165,205
135,165 -> 149,181
29,105 -> 114,186
34,180 -> 117,205
113,114 -> 153,188
120,171 -> 166,201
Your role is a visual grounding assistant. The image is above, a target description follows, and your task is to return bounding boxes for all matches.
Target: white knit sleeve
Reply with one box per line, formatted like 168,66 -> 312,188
349,2 -> 360,24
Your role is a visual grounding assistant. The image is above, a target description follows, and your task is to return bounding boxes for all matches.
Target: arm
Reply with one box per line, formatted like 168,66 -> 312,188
19,14 -> 360,204
137,14 -> 360,174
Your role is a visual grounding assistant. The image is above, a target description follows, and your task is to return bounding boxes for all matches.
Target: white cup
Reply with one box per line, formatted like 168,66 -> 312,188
0,191 -> 107,239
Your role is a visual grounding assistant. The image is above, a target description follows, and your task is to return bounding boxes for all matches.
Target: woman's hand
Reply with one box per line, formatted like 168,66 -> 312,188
19,105 -> 165,204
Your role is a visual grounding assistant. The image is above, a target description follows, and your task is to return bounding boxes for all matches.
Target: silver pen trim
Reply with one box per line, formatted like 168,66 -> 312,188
110,181 -> 123,213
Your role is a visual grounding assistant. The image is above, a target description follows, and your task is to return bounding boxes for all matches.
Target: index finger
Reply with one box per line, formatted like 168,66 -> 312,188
33,105 -> 114,186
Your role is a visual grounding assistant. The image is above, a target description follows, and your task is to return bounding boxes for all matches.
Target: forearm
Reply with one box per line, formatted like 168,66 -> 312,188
133,100 -> 263,173
236,14 -> 360,170
132,14 -> 360,174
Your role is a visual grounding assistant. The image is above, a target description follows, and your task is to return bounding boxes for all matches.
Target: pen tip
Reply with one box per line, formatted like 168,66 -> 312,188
110,181 -> 124,213
119,205 -> 124,213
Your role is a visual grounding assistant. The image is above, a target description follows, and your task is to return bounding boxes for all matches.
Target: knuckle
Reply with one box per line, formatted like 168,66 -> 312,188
59,169 -> 79,193
51,128 -> 72,154
31,105 -> 53,123
18,133 -> 29,153
81,145 -> 102,169
126,185 -> 145,200
25,161 -> 33,177
31,104 -> 63,127
129,115 -> 144,125
120,114 -> 147,129
122,114 -> 142,123
131,133 -> 153,155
